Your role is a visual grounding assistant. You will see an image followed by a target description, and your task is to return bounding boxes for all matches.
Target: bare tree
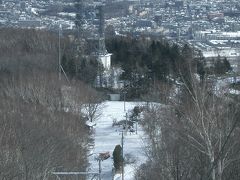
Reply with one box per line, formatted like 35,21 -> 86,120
0,72 -> 89,180
175,74 -> 240,180
81,85 -> 104,122
137,71 -> 240,180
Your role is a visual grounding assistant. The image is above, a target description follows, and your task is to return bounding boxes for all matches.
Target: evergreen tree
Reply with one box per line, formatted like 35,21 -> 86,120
113,145 -> 123,171
197,59 -> 205,82
105,37 -> 192,98
214,56 -> 232,75
77,57 -> 99,84
61,54 -> 76,78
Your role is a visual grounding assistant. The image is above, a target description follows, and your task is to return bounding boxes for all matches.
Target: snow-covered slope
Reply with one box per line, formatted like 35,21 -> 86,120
88,101 -> 147,180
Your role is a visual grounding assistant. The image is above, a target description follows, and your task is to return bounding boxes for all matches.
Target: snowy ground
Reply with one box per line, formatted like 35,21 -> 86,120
214,76 -> 240,95
87,101 -> 147,180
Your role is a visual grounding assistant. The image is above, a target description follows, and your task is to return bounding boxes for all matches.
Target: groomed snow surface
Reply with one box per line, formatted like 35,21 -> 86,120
88,101 -> 147,180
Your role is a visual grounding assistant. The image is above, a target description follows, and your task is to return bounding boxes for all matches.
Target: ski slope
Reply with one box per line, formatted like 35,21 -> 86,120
88,101 -> 147,180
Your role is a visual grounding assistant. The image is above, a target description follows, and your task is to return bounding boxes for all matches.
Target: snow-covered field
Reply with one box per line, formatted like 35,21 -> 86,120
88,101 -> 147,180
214,76 -> 240,95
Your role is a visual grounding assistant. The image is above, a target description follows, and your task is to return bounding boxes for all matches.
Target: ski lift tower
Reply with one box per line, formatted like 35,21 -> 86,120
97,4 -> 112,70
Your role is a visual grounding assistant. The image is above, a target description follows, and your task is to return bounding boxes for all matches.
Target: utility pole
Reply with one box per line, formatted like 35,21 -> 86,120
125,112 -> 128,134
98,159 -> 102,180
58,24 -> 62,81
58,24 -> 62,111
136,119 -> 138,135
124,92 -> 126,111
121,131 -> 124,180
58,24 -> 70,84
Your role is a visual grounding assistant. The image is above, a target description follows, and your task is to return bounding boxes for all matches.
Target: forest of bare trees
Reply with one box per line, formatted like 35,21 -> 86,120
136,58 -> 240,180
0,28 -> 102,180
0,73 -> 90,180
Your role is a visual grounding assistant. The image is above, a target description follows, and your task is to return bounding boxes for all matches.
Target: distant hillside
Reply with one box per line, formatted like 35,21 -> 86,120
0,28 -> 62,74
0,28 -> 103,180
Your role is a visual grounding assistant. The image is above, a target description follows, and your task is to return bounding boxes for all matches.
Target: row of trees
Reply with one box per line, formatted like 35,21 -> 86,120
136,64 -> 240,180
105,36 -> 232,99
61,54 -> 100,85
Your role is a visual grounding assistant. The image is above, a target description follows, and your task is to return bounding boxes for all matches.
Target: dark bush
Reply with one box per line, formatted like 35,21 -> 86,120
113,144 -> 123,170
